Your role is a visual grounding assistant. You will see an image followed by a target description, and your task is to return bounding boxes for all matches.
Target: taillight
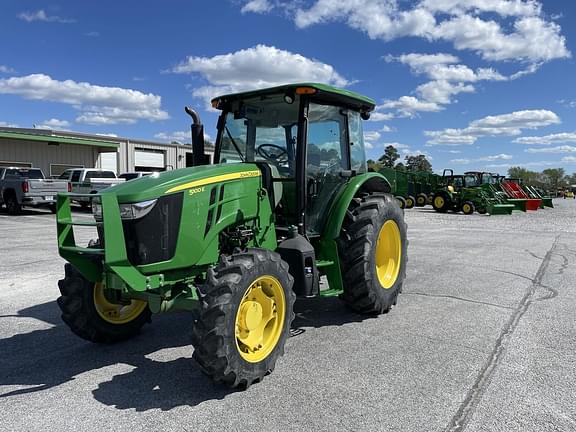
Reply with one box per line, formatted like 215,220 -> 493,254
67,182 -> 72,192
22,181 -> 29,193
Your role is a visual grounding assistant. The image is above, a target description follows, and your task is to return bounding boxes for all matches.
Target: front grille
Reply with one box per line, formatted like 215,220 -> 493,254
122,193 -> 183,265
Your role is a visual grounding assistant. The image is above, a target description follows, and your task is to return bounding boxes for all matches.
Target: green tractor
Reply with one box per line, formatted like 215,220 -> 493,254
431,170 -> 513,215
464,171 -> 526,212
56,83 -> 408,388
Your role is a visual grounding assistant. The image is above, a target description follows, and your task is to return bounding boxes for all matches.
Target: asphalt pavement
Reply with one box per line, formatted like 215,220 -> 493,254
1,200 -> 575,432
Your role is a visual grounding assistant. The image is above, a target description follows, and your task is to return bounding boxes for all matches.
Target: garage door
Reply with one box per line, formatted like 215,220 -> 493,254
135,149 -> 165,169
99,152 -> 117,173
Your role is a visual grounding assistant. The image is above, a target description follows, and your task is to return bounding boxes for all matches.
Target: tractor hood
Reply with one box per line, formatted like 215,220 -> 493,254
102,163 -> 262,203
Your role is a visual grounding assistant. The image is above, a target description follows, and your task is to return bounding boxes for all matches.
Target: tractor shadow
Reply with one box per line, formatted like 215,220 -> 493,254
0,296 -> 373,411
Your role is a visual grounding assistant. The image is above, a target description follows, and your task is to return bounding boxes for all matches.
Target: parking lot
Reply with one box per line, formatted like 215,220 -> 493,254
1,201 -> 575,432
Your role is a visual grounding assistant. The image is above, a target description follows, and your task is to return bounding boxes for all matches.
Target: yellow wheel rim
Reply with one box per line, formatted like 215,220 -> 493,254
235,275 -> 285,363
434,196 -> 445,208
406,198 -> 413,207
375,220 -> 402,289
463,204 -> 471,213
93,283 -> 147,325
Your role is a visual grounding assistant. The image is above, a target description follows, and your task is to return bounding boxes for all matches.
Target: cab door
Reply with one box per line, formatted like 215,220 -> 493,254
305,103 -> 350,235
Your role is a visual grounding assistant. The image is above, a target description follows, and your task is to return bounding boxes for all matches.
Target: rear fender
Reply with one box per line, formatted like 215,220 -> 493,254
316,173 -> 392,293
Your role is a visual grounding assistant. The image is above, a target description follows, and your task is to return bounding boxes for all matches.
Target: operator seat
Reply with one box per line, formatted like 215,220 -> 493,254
255,162 -> 283,208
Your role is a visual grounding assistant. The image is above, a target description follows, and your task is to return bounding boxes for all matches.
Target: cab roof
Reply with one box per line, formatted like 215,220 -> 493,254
211,83 -> 376,113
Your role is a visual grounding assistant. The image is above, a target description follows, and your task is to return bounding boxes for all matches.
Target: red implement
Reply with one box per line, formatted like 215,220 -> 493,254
501,181 -> 541,210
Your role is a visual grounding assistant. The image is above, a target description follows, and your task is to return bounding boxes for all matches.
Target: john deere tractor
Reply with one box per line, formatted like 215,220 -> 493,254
56,83 -> 407,388
431,169 -> 513,215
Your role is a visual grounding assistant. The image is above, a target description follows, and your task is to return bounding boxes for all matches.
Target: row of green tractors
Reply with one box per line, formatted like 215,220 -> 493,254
378,167 -> 554,215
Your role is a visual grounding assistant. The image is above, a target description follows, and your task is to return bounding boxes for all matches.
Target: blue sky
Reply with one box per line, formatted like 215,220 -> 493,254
1,0 -> 575,174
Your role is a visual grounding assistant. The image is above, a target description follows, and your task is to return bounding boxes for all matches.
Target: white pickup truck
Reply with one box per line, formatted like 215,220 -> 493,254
0,167 -> 68,214
58,168 -> 125,207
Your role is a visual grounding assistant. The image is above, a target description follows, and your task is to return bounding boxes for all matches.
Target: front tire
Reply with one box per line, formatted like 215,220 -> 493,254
461,201 -> 475,215
338,193 -> 407,314
57,264 -> 151,343
395,196 -> 406,209
192,248 -> 295,389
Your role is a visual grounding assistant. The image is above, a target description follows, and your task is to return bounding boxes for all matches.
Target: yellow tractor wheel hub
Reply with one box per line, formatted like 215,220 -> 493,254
375,220 -> 402,289
434,196 -> 445,208
235,275 -> 285,363
93,283 -> 148,325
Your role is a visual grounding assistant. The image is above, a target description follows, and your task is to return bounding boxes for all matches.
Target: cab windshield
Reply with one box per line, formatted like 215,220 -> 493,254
218,94 -> 299,178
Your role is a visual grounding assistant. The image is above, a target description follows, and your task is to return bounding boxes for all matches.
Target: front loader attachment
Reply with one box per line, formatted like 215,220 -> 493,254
541,197 -> 554,208
487,203 -> 515,215
506,199 -> 528,212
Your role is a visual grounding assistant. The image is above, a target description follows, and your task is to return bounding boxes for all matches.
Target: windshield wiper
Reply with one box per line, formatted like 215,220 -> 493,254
225,126 -> 245,162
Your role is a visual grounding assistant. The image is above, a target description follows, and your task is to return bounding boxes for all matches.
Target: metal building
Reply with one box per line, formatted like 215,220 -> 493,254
0,127 -> 214,177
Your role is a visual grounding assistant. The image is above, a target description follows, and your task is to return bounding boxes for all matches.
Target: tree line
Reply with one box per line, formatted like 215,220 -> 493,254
507,167 -> 576,192
367,145 -> 433,173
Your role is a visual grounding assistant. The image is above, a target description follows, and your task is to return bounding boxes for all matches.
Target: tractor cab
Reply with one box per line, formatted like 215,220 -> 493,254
208,83 -> 377,238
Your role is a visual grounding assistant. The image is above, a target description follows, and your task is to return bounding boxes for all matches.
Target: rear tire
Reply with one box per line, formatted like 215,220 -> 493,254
338,193 -> 407,314
432,193 -> 450,213
57,264 -> 151,343
416,193 -> 427,207
6,194 -> 21,215
192,248 -> 295,389
405,195 -> 415,209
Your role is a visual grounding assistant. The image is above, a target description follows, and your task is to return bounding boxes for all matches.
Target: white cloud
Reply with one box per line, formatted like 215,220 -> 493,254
0,65 -> 15,74
36,118 -> 70,130
426,109 -> 561,145
364,131 -> 381,142
450,153 -> 512,164
154,131 -> 212,144
379,125 -> 393,132
241,0 -> 273,13
288,0 -> 569,63
525,146 -> 576,154
368,111 -> 395,122
514,132 -> 576,145
172,45 -> 348,107
562,156 -> 576,162
431,15 -> 569,62
383,52 -> 538,115
379,95 -> 442,117
404,149 -> 433,160
478,153 -> 513,161
382,142 -> 410,149
0,74 -> 169,125
416,80 -> 475,104
18,10 -> 75,24
0,121 -> 20,128
154,131 -> 191,144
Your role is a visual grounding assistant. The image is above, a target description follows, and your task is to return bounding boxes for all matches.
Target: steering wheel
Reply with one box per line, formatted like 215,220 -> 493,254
256,144 -> 288,163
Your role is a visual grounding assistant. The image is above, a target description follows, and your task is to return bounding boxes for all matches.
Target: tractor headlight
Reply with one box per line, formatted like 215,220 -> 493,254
119,199 -> 157,220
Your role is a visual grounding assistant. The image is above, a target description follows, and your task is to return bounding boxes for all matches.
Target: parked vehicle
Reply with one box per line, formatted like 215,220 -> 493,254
56,83 -> 408,388
118,172 -> 153,181
0,167 -> 68,215
58,168 -> 125,207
